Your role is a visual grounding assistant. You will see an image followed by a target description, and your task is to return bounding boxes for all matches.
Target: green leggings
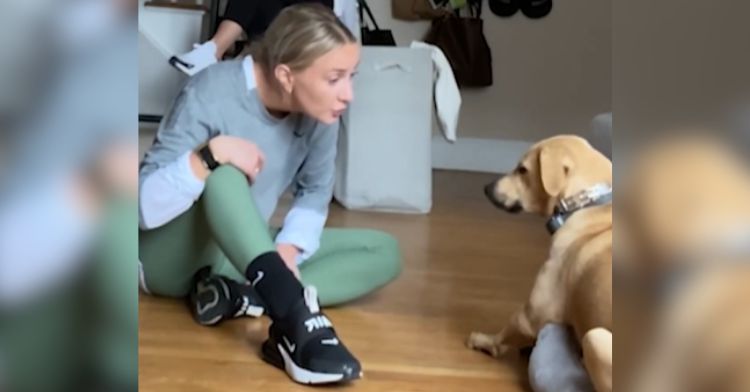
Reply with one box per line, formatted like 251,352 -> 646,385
139,166 -> 402,307
2,197 -> 139,392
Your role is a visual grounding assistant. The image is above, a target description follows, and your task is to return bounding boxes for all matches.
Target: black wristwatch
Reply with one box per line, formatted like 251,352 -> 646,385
198,143 -> 220,171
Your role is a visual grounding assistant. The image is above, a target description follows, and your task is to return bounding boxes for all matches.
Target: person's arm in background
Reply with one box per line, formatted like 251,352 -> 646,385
274,124 -> 338,278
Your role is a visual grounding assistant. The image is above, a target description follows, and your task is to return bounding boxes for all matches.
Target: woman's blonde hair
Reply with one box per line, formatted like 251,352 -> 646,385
249,3 -> 356,75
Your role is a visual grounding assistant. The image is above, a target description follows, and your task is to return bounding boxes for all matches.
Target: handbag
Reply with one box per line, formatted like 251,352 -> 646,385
392,0 -> 451,20
424,0 -> 493,87
358,0 -> 397,46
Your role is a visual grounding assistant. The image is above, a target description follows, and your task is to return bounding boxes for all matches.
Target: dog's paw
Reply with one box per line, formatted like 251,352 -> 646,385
467,332 -> 502,357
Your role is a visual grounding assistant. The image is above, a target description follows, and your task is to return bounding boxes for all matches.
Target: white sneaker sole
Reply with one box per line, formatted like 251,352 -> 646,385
276,343 -> 362,384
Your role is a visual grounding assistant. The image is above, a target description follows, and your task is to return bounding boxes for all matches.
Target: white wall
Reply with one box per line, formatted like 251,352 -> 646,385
614,0 -> 750,138
138,1 -> 206,116
366,0 -> 611,142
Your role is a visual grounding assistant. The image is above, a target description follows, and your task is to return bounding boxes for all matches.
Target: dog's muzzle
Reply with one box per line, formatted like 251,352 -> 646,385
484,182 -> 522,213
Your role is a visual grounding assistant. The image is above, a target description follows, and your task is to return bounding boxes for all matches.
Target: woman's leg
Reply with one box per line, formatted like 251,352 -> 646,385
211,20 -> 244,59
90,197 -> 139,390
139,166 -> 275,298
222,0 -> 265,40
140,166 -> 363,383
223,0 -> 334,44
169,0 -> 260,75
299,228 -> 402,307
170,0 -> 335,76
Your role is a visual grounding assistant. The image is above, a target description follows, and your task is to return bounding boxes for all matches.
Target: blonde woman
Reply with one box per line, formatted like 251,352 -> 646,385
139,4 -> 400,384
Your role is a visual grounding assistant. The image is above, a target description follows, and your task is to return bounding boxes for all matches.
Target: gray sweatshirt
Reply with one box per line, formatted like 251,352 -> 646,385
139,56 -> 338,261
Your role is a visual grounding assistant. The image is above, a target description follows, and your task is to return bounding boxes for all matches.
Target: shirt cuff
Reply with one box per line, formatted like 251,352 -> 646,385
274,208 -> 327,263
138,150 -> 205,229
174,150 -> 206,197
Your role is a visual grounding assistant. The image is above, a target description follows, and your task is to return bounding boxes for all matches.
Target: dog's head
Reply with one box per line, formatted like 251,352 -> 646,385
485,135 -> 612,216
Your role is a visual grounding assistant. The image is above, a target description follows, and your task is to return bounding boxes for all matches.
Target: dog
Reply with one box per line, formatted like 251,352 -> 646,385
466,135 -> 613,392
616,135 -> 750,392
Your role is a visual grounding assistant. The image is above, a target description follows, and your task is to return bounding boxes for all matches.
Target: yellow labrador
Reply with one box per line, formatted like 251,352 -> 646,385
617,136 -> 750,392
467,135 -> 613,392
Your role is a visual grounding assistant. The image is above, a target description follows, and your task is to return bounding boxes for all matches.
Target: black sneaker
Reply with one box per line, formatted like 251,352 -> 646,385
187,267 -> 265,326
261,286 -> 362,384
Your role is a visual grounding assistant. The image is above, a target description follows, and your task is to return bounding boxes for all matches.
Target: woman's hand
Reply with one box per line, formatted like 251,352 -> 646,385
210,136 -> 265,181
190,136 -> 265,182
276,243 -> 301,280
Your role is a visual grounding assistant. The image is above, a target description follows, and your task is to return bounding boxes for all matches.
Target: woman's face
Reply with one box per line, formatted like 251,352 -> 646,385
290,43 -> 360,125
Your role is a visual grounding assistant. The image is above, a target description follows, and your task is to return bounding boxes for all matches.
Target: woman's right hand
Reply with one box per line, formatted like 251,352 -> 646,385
206,135 -> 266,182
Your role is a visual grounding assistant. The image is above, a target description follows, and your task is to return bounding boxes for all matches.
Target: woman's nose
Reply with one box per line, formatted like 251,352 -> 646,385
339,80 -> 354,103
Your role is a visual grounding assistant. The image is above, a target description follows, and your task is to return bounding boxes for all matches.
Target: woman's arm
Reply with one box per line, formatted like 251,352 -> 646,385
139,84 -> 215,229
139,152 -> 206,230
275,123 -> 339,262
139,80 -> 267,230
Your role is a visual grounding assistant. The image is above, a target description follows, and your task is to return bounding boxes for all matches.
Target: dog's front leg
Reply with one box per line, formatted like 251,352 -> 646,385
467,303 -> 537,357
467,260 -> 561,357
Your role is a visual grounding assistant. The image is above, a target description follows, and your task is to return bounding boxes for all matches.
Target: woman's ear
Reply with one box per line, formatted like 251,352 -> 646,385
274,64 -> 294,94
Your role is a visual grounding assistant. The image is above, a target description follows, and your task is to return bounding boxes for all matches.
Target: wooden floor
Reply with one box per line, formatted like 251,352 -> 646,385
139,170 -> 551,391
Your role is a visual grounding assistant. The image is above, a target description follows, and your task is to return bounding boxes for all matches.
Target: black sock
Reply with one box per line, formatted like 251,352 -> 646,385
245,251 -> 304,320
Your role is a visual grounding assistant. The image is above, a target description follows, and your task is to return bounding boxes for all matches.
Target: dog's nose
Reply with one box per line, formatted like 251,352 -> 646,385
484,182 -> 496,200
485,182 -> 506,207
484,181 -> 522,213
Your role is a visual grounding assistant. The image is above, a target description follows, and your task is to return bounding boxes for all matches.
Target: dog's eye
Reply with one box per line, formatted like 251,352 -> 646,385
516,166 -> 528,175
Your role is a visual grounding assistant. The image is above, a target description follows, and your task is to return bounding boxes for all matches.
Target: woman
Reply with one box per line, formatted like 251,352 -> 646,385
140,4 -> 401,384
169,0 -> 359,76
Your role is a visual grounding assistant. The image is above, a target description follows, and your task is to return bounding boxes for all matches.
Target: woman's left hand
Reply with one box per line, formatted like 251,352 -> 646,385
276,243 -> 301,280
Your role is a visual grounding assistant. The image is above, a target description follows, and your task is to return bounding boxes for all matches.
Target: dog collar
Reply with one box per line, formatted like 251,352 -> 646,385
658,229 -> 750,297
546,183 -> 612,235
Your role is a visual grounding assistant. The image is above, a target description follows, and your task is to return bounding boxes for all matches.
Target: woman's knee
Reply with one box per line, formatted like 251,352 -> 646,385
205,165 -> 247,189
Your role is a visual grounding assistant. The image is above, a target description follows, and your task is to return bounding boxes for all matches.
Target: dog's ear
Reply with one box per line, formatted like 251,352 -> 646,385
539,145 -> 574,197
